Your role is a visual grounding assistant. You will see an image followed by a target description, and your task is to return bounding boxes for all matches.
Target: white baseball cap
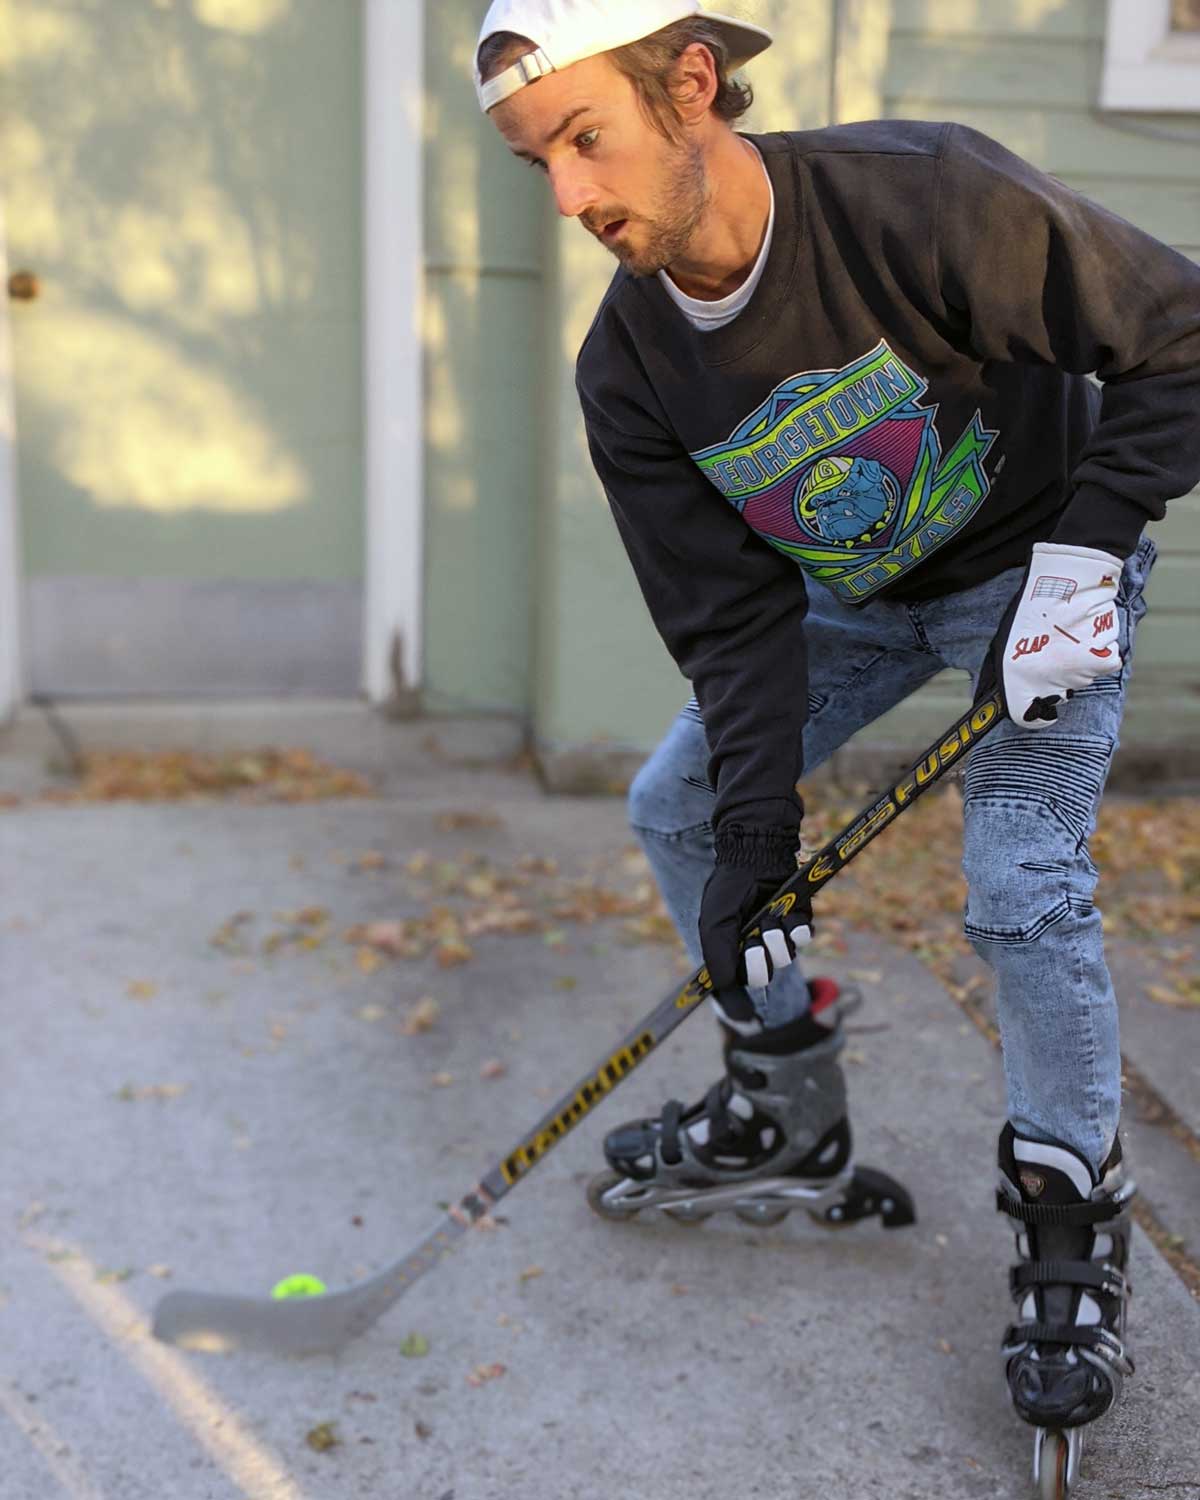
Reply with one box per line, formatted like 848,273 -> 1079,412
475,0 -> 773,113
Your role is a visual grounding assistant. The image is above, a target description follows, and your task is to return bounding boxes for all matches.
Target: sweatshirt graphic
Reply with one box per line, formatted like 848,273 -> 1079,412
577,121 -> 1200,852
693,341 -> 999,601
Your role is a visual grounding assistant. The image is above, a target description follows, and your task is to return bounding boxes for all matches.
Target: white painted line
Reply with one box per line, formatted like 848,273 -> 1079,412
0,1379 -> 107,1500
26,1235 -> 311,1500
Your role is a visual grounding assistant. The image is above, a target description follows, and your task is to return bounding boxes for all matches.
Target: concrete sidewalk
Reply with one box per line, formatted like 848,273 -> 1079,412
1,732 -> 1198,1500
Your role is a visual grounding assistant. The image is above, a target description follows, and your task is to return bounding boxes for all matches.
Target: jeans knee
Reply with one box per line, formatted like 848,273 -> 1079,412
962,804 -> 1098,946
961,729 -> 1112,947
628,744 -> 714,840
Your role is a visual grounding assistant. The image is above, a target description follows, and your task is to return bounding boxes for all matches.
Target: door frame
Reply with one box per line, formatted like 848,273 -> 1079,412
2,4 -> 427,716
0,199 -> 24,724
362,0 -> 426,706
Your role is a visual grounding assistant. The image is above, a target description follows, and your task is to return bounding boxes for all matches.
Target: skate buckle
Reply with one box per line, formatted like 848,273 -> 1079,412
1099,1264 -> 1127,1299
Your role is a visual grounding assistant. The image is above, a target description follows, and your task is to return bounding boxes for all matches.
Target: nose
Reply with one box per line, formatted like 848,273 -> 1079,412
548,160 -> 596,220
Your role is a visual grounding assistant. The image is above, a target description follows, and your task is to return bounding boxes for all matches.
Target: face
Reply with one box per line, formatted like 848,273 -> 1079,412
491,53 -> 710,277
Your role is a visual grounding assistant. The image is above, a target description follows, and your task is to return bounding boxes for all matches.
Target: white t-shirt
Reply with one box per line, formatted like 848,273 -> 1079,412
658,144 -> 776,333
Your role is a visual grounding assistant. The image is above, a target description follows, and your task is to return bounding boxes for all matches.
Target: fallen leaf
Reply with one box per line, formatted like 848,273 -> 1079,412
435,811 -> 503,831
554,976 -> 578,991
480,1059 -> 507,1080
147,1264 -> 173,1279
518,1266 -> 543,1283
1147,982 -> 1200,1009
414,1420 -> 433,1440
356,947 -> 384,976
210,912 -> 255,952
116,1082 -> 189,1103
435,939 -> 474,968
400,997 -> 440,1035
400,1333 -> 430,1358
361,921 -> 407,953
96,1267 -> 134,1284
358,1004 -> 386,1023
466,1362 -> 507,1387
351,851 -> 388,872
464,907 -> 541,937
305,1422 -> 340,1453
431,1072 -> 455,1088
126,981 -> 158,1002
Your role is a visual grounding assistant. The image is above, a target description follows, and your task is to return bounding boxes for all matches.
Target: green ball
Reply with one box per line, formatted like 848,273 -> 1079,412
271,1273 -> 327,1300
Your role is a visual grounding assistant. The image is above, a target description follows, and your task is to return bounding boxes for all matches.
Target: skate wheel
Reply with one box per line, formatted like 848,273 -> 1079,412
662,1205 -> 712,1227
585,1169 -> 642,1222
807,1204 -> 852,1230
735,1203 -> 789,1227
1033,1427 -> 1083,1500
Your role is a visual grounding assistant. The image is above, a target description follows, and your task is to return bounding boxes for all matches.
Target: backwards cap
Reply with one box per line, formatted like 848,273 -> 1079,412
475,0 -> 773,113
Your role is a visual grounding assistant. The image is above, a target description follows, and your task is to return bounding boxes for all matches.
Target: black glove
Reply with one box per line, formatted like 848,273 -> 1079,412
699,826 -> 812,1028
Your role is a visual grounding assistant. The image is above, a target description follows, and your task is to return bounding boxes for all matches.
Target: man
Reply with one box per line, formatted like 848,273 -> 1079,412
474,0 -> 1200,1465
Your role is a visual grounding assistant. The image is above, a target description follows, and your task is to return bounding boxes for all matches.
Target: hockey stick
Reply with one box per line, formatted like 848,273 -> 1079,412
152,690 -> 1003,1356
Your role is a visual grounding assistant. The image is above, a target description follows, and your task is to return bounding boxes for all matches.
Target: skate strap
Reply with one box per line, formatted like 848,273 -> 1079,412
995,1189 -> 1121,1227
1009,1260 -> 1127,1300
1003,1321 -> 1134,1375
660,1100 -> 686,1166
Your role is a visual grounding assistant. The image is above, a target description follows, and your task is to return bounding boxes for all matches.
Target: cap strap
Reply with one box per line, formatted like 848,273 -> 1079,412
479,48 -> 555,111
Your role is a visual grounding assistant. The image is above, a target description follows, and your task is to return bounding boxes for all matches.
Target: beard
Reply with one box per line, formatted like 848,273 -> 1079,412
583,137 -> 710,277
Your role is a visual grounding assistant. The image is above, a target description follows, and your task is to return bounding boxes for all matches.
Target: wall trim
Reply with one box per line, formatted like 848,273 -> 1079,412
363,0 -> 426,706
1102,0 -> 1200,113
831,0 -> 894,125
0,199 -> 24,723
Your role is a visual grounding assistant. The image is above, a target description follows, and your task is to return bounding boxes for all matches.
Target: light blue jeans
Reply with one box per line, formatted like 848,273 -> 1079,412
628,537 -> 1157,1173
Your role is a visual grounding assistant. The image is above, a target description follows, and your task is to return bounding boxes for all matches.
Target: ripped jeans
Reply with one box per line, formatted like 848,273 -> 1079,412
628,537 -> 1157,1173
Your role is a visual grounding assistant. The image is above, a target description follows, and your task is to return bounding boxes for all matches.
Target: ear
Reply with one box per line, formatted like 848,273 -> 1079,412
671,41 -> 719,124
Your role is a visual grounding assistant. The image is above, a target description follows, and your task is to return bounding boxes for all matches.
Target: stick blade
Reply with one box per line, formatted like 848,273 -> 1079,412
152,1267 -> 406,1357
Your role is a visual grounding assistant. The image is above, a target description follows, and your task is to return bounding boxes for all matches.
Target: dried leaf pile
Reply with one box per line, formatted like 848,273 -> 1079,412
186,789 -> 1200,1011
799,784 -> 1200,1009
340,848 -> 674,973
4,748 -> 373,806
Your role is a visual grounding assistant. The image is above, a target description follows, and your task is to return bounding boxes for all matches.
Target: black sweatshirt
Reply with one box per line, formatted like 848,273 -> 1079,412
576,121 -> 1200,873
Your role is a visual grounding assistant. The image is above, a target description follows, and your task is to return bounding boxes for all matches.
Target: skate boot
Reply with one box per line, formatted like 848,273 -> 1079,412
586,979 -> 915,1230
997,1122 -> 1135,1500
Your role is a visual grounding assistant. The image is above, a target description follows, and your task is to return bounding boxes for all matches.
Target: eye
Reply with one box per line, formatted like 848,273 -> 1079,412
575,128 -> 599,150
524,156 -> 548,173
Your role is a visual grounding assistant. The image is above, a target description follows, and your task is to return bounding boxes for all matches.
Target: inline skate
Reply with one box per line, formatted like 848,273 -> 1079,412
997,1122 -> 1135,1499
586,978 -> 915,1231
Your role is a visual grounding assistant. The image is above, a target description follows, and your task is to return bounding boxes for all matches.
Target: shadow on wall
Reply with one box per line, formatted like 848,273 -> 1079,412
2,0 -> 361,542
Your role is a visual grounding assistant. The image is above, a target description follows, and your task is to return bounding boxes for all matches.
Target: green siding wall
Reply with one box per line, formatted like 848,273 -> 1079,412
3,0 -> 364,583
878,0 -> 1200,748
434,0 -> 1197,762
533,0 -> 839,756
421,4 -> 543,715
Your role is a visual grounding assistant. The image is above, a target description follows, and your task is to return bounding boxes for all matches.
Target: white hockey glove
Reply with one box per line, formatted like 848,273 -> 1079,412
992,542 -> 1124,728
